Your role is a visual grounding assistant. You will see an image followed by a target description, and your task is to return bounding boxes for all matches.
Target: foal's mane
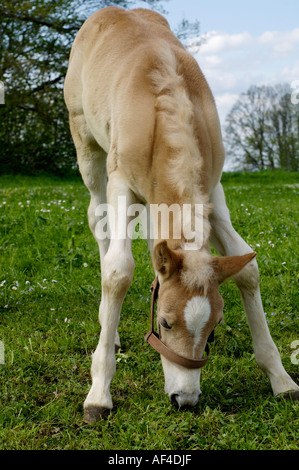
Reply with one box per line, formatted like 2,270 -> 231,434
150,45 -> 212,247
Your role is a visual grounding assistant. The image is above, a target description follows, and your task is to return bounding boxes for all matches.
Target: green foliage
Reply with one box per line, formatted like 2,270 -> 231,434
225,84 -> 299,171
0,171 -> 298,450
0,0 -> 168,175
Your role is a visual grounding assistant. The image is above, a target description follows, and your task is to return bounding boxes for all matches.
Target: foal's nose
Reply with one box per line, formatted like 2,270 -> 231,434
170,392 -> 201,408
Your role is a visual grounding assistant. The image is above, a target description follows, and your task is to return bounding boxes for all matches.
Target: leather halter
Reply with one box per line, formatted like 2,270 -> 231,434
145,277 -> 212,369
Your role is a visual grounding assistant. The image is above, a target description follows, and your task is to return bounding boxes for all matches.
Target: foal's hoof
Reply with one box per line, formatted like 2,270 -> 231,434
277,390 -> 299,402
83,406 -> 111,424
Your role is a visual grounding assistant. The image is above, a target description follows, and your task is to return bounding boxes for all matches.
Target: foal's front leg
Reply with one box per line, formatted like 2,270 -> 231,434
210,183 -> 299,399
83,173 -> 135,423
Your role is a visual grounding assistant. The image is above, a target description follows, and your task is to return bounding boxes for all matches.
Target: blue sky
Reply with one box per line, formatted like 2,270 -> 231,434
160,2 -> 299,115
132,1 -> 299,168
162,0 -> 299,36
146,0 -> 299,169
137,3 -> 298,118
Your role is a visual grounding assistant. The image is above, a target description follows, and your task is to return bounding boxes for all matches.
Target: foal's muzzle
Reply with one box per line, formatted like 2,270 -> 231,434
170,392 -> 201,408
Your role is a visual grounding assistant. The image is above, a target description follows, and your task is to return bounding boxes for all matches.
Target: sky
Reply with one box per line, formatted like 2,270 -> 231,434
160,0 -> 299,123
137,0 -> 298,169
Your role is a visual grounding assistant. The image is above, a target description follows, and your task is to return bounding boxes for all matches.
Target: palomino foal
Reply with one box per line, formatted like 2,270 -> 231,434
64,7 -> 299,423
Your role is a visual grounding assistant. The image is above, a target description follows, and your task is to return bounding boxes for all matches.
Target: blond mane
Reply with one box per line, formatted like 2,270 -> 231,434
150,45 -> 212,247
150,47 -> 202,198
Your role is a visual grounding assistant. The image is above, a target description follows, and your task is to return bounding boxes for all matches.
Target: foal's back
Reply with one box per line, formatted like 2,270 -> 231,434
64,7 -> 225,199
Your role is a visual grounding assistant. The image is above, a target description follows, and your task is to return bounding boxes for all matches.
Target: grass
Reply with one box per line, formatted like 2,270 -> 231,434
0,170 -> 298,450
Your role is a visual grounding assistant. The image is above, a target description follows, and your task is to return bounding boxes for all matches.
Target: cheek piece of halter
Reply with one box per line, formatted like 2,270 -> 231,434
145,277 -> 214,369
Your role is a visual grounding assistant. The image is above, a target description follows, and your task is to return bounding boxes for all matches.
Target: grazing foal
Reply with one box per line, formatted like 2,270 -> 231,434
64,7 -> 299,423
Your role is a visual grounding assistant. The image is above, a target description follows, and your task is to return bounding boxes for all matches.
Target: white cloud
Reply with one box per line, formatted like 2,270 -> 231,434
199,31 -> 252,55
188,27 -> 299,170
192,28 -> 299,128
214,93 -> 239,124
202,55 -> 222,66
258,29 -> 299,58
259,28 -> 299,45
281,61 -> 299,81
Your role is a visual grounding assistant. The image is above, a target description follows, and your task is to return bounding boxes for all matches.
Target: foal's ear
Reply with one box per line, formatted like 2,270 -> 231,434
153,240 -> 182,280
213,252 -> 257,285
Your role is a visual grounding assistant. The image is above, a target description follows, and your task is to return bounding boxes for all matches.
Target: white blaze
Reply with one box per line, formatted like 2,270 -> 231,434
161,295 -> 211,405
184,296 -> 211,356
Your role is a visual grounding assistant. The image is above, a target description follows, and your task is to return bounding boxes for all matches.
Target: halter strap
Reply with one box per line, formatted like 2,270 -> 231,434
145,277 -> 211,369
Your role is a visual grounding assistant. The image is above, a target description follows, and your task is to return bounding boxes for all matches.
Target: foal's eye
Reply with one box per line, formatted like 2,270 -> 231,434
160,318 -> 172,330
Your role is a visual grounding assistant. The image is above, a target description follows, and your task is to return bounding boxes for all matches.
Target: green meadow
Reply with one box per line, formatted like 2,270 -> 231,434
0,170 -> 298,450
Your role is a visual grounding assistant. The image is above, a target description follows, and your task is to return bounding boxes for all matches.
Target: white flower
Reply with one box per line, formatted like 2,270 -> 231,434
83,263 -> 88,267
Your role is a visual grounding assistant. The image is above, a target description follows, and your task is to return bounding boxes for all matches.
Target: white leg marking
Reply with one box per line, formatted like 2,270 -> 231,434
210,183 -> 299,395
84,172 -> 136,413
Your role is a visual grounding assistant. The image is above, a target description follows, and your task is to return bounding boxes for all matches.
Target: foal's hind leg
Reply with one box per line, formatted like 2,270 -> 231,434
210,183 -> 299,399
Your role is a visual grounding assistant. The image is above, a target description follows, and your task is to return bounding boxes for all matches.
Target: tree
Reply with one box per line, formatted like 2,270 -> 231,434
0,0 -> 83,173
268,84 -> 299,171
0,0 -> 200,174
225,84 -> 299,171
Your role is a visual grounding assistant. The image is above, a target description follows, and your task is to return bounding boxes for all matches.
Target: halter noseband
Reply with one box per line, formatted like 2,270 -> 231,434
145,277 -> 212,369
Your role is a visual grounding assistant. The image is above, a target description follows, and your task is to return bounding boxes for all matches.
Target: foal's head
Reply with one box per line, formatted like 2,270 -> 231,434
152,240 -> 256,407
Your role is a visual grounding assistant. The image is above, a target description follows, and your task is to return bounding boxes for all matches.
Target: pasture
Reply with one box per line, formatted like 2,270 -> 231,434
0,170 -> 298,450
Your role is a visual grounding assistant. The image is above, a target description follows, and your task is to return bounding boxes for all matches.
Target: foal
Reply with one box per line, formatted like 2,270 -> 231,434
64,7 -> 299,423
